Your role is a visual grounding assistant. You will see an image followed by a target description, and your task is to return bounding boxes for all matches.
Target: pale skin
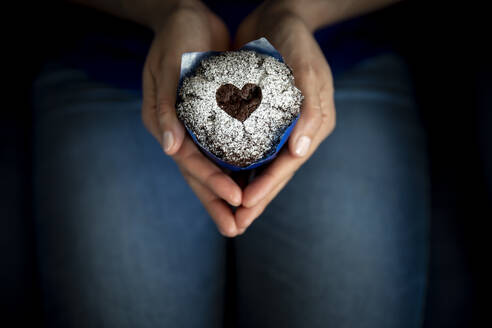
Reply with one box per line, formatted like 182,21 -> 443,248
70,0 -> 400,237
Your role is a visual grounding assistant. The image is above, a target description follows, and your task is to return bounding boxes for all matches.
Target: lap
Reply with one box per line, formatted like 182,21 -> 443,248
233,53 -> 430,328
33,53 -> 431,328
32,66 -> 227,327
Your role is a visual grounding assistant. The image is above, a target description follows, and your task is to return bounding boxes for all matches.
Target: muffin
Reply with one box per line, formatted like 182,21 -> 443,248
176,50 -> 303,167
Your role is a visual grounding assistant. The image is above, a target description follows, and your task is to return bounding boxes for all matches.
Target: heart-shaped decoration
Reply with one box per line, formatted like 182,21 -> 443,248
215,83 -> 262,122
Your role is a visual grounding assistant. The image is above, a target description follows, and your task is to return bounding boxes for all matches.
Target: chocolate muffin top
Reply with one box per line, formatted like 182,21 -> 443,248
176,50 -> 303,167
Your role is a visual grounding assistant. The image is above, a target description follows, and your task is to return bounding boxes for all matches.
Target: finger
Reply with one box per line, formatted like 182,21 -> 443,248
288,61 -> 323,158
141,65 -> 161,142
319,79 -> 337,137
243,109 -> 335,209
174,136 -> 242,207
242,148 -> 302,208
236,174 -> 292,233
186,175 -> 238,238
154,56 -> 186,156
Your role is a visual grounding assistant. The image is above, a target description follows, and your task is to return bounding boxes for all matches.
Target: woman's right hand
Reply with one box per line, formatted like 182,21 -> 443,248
141,1 -> 243,237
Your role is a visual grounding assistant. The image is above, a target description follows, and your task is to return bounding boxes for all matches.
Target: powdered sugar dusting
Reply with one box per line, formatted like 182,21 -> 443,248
177,50 -> 303,167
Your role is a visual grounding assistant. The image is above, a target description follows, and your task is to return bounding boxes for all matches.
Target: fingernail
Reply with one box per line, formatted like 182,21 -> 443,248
163,131 -> 174,153
295,136 -> 311,157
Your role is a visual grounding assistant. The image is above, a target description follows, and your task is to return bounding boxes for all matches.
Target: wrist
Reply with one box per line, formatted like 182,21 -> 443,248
122,0 -> 207,32
264,0 -> 401,31
252,5 -> 312,43
261,0 -> 330,32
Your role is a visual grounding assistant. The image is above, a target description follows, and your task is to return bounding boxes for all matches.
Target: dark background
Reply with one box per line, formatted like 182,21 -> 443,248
2,0 -> 490,326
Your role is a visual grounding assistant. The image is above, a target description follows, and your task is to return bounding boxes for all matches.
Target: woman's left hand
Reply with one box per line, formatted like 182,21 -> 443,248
233,2 -> 337,233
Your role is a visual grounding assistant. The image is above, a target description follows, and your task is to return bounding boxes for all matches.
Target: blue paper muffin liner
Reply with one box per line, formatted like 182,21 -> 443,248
176,37 -> 300,171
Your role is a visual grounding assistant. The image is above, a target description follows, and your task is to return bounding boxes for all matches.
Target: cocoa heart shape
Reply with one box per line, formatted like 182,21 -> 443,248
215,83 -> 262,122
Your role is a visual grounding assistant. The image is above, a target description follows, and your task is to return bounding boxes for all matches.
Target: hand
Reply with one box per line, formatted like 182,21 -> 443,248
233,2 -> 337,233
141,2 -> 243,237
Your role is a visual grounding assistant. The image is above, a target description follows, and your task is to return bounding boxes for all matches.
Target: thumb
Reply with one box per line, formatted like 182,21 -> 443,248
288,63 -> 322,158
154,59 -> 186,156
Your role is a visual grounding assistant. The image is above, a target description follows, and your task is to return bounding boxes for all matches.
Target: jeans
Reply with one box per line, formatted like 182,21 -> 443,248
32,53 -> 430,327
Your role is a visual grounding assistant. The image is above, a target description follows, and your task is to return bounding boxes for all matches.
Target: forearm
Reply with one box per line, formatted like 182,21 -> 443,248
266,0 -> 402,31
67,0 -> 204,31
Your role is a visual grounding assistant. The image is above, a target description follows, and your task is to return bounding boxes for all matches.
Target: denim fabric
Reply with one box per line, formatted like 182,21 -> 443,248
32,53 -> 430,327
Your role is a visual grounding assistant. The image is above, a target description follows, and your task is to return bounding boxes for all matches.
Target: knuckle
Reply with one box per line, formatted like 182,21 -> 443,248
309,103 -> 323,120
296,60 -> 315,76
300,104 -> 322,136
219,226 -> 236,238
176,152 -> 195,172
204,171 -> 222,187
157,101 -> 175,119
319,84 -> 335,125
148,55 -> 164,78
301,95 -> 321,114
320,107 -> 330,121
319,107 -> 331,128
323,116 -> 336,138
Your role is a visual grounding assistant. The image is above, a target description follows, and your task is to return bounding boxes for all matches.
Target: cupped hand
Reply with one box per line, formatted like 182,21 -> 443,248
141,2 -> 242,237
233,3 -> 337,233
